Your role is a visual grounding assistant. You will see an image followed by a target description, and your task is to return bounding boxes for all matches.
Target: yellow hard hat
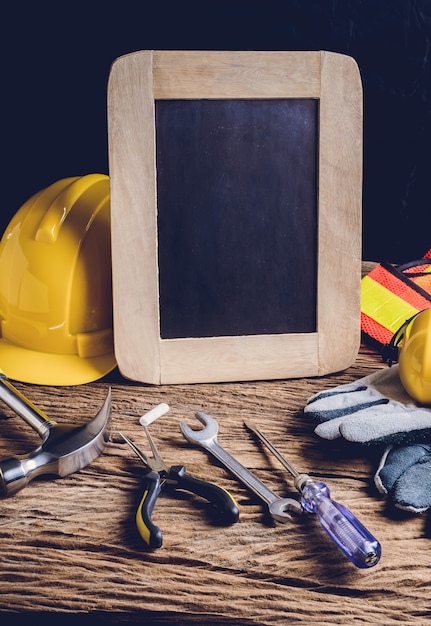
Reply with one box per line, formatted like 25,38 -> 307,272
0,174 -> 117,385
398,309 -> 431,405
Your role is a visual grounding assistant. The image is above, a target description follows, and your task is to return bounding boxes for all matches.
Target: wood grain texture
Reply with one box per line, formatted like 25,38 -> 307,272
1,344 -> 430,624
152,50 -> 322,99
317,50 -> 363,375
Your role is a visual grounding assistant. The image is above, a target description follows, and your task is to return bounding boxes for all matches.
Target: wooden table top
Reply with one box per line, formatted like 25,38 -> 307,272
0,342 -> 429,625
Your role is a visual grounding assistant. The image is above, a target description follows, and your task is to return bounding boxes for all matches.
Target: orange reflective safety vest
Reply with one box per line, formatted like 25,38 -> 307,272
361,249 -> 431,351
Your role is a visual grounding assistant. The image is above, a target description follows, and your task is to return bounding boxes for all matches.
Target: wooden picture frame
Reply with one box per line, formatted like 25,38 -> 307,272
107,50 -> 363,384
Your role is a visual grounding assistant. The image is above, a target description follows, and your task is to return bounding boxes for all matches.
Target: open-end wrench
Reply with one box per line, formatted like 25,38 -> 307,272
180,411 -> 302,522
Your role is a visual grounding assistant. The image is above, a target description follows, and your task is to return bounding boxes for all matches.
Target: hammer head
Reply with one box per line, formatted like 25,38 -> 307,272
0,388 -> 111,497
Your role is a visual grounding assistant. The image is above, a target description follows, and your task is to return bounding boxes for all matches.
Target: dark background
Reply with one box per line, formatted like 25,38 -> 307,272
3,1 -> 431,263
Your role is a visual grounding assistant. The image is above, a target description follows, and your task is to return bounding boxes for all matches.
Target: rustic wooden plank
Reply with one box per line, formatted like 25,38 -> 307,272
0,345 -> 430,624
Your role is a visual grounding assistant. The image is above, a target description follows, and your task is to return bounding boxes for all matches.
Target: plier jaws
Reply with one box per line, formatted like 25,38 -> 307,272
120,431 -> 239,549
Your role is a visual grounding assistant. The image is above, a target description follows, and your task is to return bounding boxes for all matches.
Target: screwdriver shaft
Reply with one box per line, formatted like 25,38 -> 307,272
244,420 -> 300,477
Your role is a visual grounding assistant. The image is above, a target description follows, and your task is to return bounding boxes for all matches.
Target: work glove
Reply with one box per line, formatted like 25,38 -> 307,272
374,443 -> 431,513
304,365 -> 431,446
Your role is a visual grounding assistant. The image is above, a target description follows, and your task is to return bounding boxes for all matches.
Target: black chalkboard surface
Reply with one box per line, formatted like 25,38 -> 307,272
108,50 -> 363,384
156,99 -> 318,339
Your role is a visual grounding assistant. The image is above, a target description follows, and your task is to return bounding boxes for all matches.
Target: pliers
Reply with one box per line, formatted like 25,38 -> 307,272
120,427 -> 239,548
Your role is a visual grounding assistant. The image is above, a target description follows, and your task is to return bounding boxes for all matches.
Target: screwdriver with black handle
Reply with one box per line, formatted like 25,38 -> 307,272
244,420 -> 381,569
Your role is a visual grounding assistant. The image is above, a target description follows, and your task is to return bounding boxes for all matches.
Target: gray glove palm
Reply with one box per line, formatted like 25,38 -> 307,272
375,443 -> 431,513
304,365 -> 431,446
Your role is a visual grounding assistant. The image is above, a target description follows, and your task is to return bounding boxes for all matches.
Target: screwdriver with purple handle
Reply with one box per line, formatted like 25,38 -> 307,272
244,420 -> 381,569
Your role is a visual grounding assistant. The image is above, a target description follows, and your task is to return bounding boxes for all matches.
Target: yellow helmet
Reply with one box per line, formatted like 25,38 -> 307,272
398,309 -> 431,405
0,174 -> 117,385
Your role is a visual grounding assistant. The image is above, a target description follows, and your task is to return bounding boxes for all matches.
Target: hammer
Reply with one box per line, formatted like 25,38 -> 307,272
0,371 -> 111,497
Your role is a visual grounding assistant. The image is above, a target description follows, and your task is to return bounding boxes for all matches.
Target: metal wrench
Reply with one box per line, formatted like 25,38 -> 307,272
180,411 -> 302,522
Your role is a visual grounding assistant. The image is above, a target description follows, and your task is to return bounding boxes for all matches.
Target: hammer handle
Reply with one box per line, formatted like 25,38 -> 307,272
0,373 -> 54,438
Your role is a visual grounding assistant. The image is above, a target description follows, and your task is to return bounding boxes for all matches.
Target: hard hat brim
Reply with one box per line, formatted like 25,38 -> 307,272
0,338 -> 117,386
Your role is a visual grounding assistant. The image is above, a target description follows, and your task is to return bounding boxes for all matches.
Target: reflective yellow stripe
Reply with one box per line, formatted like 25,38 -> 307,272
361,275 -> 419,333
